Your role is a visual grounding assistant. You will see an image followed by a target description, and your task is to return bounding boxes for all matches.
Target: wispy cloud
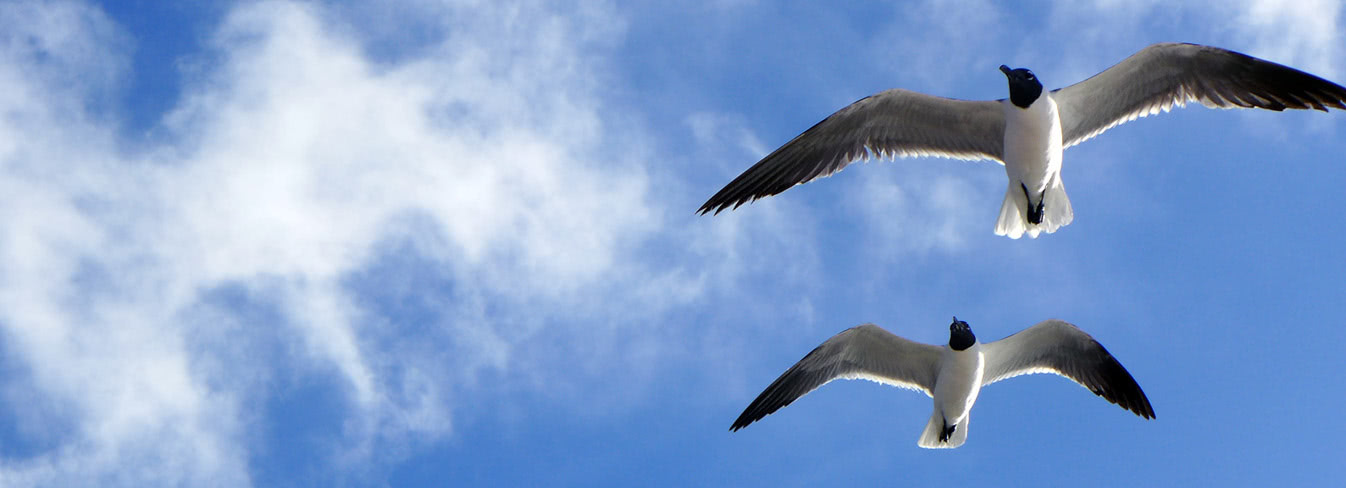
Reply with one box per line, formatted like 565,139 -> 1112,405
0,0 -> 849,483
0,0 -> 676,484
1232,0 -> 1342,77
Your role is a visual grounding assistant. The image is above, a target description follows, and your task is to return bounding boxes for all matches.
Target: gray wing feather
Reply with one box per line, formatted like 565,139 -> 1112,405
1055,42 -> 1346,148
730,324 -> 944,431
981,319 -> 1155,419
700,90 -> 1005,215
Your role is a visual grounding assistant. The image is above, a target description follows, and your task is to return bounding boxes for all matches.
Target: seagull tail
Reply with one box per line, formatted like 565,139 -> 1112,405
917,411 -> 968,449
994,184 -> 1031,239
994,177 -> 1073,239
1041,176 -> 1074,234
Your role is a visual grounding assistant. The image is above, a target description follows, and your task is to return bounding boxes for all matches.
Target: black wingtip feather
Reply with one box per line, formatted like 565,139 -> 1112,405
1091,343 -> 1156,420
729,344 -> 832,432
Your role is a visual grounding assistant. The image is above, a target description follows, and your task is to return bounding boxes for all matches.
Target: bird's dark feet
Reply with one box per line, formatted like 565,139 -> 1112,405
1021,183 -> 1047,225
939,421 -> 956,442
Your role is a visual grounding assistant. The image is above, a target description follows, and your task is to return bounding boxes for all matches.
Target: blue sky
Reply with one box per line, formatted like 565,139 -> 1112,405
0,1 -> 1343,486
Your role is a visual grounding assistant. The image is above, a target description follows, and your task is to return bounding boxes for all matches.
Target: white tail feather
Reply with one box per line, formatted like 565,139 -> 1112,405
994,183 -> 1030,239
916,411 -> 969,449
993,178 -> 1073,239
1041,177 -> 1074,232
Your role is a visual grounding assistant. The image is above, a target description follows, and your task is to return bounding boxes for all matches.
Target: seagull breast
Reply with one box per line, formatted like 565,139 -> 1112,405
932,343 -> 985,424
1001,95 -> 1064,195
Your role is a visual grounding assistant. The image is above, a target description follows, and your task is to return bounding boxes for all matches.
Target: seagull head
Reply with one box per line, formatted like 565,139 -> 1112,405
948,316 -> 977,351
999,65 -> 1043,109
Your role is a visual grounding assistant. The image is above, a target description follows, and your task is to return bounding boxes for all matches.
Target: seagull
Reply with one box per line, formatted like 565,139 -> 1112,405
730,318 -> 1154,448
698,42 -> 1346,238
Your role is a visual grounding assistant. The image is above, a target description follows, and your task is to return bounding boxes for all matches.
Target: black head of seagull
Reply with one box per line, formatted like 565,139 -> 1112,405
948,316 -> 977,351
999,65 -> 1043,109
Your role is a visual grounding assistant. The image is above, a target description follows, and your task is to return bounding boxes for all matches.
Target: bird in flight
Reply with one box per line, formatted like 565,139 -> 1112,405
730,318 -> 1154,448
698,43 -> 1346,238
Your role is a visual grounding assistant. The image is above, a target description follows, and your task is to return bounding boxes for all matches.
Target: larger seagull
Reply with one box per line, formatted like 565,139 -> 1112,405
698,43 -> 1346,238
730,318 -> 1154,448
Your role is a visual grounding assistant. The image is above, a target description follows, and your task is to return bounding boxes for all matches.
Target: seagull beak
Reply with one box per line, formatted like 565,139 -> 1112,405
999,65 -> 1012,76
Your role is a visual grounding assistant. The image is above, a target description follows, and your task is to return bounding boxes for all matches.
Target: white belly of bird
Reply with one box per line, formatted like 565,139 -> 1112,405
932,344 -> 985,424
1001,95 -> 1064,196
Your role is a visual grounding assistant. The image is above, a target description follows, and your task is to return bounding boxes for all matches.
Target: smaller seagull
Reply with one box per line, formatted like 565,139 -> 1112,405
731,318 -> 1154,448
699,42 -> 1346,238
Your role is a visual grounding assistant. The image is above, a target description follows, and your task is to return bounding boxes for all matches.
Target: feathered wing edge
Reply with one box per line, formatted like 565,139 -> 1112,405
731,324 -> 943,431
1055,42 -> 1346,148
700,90 -> 1005,215
981,320 -> 1155,419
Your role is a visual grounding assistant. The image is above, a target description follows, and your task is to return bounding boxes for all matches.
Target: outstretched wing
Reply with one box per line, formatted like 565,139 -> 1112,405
731,324 -> 944,431
1055,42 -> 1346,148
981,319 -> 1155,419
700,90 -> 1005,215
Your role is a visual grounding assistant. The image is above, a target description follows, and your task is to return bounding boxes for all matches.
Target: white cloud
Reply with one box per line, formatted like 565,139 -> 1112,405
1232,0 -> 1343,77
848,165 -> 993,258
0,0 -> 686,485
686,111 -> 769,167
